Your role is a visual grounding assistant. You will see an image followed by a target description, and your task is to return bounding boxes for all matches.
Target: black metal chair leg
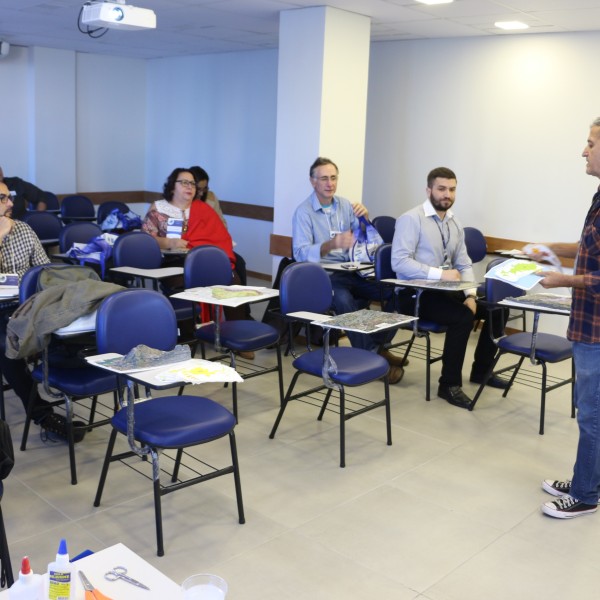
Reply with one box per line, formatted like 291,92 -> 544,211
229,432 -> 245,524
269,371 -> 301,439
94,428 -> 118,507
339,387 -> 346,468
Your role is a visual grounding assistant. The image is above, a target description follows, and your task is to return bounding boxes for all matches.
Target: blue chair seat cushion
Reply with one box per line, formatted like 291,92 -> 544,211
400,319 -> 448,334
498,332 -> 573,363
196,320 -> 279,351
32,364 -> 118,397
111,395 -> 235,447
293,347 -> 389,386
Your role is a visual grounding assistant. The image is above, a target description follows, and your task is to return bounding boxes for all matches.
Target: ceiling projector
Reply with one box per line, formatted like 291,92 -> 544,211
81,1 -> 156,31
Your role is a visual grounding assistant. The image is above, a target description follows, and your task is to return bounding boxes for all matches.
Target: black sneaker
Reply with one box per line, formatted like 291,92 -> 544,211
40,414 -> 86,444
542,479 -> 571,497
541,494 -> 597,519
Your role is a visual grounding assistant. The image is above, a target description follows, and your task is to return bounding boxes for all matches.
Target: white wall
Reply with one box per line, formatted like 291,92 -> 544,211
76,53 -> 147,192
364,32 -> 600,244
145,49 -> 278,275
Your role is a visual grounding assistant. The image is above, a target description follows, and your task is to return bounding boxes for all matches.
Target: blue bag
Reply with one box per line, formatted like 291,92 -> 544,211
350,216 -> 384,276
66,233 -> 117,279
100,208 -> 142,232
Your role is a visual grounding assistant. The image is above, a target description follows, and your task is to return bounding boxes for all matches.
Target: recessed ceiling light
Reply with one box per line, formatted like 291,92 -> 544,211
415,0 -> 454,5
495,21 -> 529,30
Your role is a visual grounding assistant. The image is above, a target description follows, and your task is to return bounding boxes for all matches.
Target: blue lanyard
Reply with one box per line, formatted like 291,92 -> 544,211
434,218 -> 450,266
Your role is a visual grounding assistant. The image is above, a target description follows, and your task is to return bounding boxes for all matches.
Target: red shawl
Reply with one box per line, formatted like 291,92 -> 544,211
182,200 -> 236,268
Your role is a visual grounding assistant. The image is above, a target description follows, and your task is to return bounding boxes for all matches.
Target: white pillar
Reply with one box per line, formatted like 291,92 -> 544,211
272,6 -> 371,259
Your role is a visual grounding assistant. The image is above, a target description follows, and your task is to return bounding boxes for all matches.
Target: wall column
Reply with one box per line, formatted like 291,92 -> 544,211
271,6 -> 371,264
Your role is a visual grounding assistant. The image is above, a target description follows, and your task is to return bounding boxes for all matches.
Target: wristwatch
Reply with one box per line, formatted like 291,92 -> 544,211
465,294 -> 477,300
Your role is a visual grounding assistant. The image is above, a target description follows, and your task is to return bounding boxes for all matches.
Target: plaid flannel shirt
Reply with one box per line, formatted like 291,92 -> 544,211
0,220 -> 49,281
568,189 -> 600,342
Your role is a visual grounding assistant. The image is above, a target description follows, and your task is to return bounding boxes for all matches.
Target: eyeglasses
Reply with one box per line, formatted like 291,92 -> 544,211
176,180 -> 197,188
313,175 -> 338,183
0,194 -> 12,204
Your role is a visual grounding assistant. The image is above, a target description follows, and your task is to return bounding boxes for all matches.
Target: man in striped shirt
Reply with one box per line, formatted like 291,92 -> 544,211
537,117 -> 600,519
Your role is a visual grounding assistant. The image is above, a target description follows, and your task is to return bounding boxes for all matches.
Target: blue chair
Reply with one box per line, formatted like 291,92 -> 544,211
111,231 -> 164,285
374,243 -> 447,401
93,289 -> 245,556
463,226 -> 487,263
183,245 -> 284,420
41,191 -> 60,213
269,261 -> 392,468
110,231 -> 194,335
372,215 -> 396,243
18,264 -> 120,485
469,267 -> 574,434
59,194 -> 96,224
96,201 -> 129,226
22,211 -> 63,251
59,221 -> 102,253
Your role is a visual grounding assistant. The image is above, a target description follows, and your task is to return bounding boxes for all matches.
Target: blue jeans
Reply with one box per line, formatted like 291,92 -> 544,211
570,341 -> 600,504
329,271 -> 393,352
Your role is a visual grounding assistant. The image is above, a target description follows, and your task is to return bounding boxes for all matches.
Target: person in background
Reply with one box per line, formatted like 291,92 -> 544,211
0,166 -> 47,219
0,181 -> 85,442
391,166 -> 507,409
188,165 -> 251,318
536,117 -> 600,519
292,156 -> 404,384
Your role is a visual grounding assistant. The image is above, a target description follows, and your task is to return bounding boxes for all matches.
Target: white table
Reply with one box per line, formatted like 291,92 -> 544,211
0,543 -> 181,599
110,266 -> 184,290
321,261 -> 374,272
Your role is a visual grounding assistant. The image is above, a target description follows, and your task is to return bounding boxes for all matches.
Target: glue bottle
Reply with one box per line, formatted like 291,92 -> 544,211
8,556 -> 43,600
46,539 -> 75,600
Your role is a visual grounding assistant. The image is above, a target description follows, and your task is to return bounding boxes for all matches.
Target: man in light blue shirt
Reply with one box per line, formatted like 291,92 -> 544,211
292,157 -> 404,384
391,167 -> 507,407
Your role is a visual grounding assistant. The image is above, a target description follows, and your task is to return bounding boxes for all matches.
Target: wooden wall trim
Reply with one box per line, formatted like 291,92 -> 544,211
57,192 -> 274,221
270,233 -> 293,258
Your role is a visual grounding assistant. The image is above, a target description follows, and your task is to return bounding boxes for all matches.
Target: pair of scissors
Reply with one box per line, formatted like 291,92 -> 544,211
104,565 -> 150,590
79,571 -> 113,600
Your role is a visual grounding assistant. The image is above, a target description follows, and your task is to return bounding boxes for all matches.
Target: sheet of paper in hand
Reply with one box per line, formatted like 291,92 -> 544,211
484,258 -> 545,290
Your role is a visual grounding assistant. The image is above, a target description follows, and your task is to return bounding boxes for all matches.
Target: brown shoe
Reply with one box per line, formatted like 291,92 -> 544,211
378,348 -> 409,367
387,365 -> 404,385
236,351 -> 255,360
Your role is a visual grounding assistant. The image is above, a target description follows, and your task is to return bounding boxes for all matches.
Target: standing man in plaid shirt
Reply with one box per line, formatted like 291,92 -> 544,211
537,117 -> 600,518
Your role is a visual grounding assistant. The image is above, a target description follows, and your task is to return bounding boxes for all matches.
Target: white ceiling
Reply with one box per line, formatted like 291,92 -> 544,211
0,0 -> 599,59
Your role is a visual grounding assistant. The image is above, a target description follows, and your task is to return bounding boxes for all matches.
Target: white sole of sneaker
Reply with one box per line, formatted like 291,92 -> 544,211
541,502 -> 597,519
542,480 -> 571,497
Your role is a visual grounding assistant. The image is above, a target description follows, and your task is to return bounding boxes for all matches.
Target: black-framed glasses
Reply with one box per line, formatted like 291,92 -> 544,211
0,194 -> 12,204
176,179 -> 197,188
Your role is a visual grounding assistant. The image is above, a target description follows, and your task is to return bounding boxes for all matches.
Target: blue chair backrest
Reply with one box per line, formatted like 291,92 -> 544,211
59,222 -> 102,253
464,226 -> 487,263
60,195 -> 95,220
22,211 -> 62,240
184,245 -> 232,288
42,191 -> 60,212
112,231 -> 162,269
96,289 -> 177,355
279,262 -> 333,315
374,243 -> 395,281
372,216 -> 396,244
484,257 -> 525,303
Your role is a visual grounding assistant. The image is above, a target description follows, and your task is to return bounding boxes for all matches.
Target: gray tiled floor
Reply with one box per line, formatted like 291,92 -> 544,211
2,325 -> 594,599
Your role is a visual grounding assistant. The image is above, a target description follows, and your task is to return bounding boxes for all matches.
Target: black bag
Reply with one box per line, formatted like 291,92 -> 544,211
0,420 -> 14,481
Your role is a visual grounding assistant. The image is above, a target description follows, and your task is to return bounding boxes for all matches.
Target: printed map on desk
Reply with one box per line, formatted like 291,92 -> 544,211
172,285 -> 278,307
316,309 -> 417,333
500,293 -> 571,314
87,354 -> 242,384
484,258 -> 545,290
